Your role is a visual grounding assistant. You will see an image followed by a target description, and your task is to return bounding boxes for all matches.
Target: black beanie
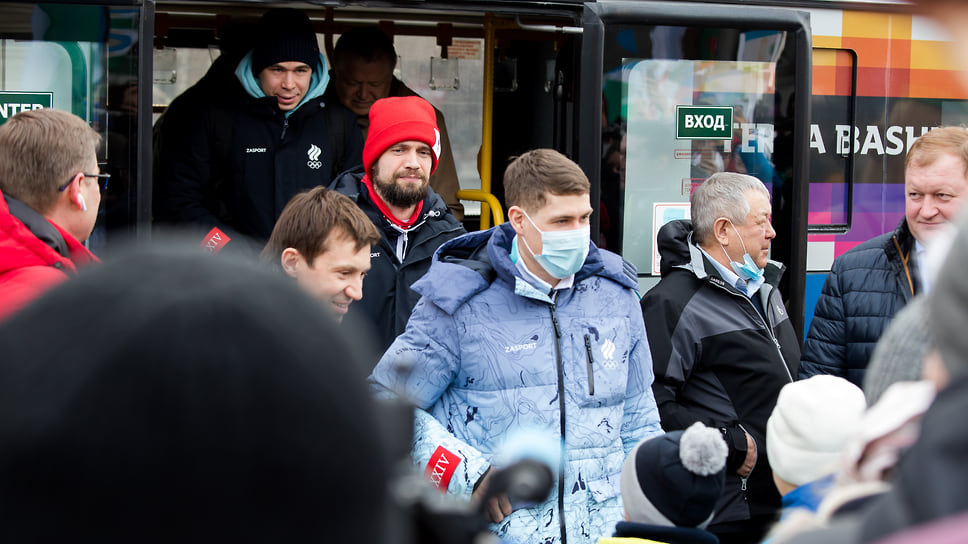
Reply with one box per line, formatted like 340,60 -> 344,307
0,240 -> 387,543
251,8 -> 320,76
621,423 -> 728,528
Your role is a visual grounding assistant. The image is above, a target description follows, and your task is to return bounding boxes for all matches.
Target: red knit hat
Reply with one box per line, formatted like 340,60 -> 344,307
362,96 -> 441,178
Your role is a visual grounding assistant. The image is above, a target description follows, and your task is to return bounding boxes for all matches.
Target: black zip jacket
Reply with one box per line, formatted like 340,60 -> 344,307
640,220 -> 800,527
329,167 -> 465,355
155,78 -> 363,244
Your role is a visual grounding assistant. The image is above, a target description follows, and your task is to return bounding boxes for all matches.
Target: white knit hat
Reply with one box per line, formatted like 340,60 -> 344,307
766,375 -> 866,487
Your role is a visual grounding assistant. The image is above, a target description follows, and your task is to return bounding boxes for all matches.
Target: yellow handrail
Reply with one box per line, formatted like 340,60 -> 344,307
457,189 -> 505,227
478,14 -> 496,229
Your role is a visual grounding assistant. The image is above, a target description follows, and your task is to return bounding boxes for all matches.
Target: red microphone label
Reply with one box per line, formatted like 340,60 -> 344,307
424,446 -> 461,492
201,228 -> 230,254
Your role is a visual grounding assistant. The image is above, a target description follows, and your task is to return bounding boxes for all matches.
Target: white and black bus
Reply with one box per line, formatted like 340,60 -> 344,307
3,0 -> 963,336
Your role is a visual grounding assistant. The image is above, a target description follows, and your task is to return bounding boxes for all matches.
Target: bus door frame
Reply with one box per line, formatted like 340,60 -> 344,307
579,0 -> 812,337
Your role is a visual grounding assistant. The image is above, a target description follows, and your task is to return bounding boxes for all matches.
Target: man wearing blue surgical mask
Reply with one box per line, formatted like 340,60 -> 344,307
369,149 -> 663,544
511,193 -> 592,289
640,172 -> 800,544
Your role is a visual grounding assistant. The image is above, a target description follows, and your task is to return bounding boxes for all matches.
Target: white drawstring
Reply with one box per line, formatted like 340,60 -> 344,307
388,218 -> 426,262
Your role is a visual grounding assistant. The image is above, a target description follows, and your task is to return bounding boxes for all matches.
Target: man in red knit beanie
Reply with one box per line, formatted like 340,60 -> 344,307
329,95 -> 464,355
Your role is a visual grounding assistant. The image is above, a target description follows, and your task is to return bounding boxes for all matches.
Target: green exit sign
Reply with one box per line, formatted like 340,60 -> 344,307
676,105 -> 733,140
0,92 -> 53,126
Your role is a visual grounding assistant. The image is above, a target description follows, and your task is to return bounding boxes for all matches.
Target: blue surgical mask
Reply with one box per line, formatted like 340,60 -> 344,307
721,220 -> 765,282
520,211 -> 590,279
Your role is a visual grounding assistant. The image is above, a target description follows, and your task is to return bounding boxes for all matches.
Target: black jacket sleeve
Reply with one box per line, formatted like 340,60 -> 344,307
153,102 -> 239,239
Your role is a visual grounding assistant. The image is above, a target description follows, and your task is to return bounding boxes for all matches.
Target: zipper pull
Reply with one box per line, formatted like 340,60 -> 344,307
584,334 -> 595,396
550,309 -> 561,339
740,476 -> 748,491
280,117 -> 289,140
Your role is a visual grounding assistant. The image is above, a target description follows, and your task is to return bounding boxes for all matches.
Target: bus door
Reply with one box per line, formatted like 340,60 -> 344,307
580,1 -> 812,336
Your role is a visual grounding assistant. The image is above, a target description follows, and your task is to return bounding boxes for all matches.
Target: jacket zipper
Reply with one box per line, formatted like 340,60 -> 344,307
583,334 -> 595,396
720,283 -> 793,382
395,230 -> 409,262
737,423 -> 757,499
549,292 -> 567,544
756,287 -> 794,382
280,117 -> 289,140
703,273 -> 783,506
388,212 -> 463,265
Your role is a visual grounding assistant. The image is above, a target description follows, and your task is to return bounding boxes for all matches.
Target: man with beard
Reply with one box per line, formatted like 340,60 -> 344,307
330,96 -> 465,354
324,27 -> 464,220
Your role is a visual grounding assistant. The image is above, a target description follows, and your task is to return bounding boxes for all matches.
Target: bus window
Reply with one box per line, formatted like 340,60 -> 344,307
152,28 -> 487,217
619,57 -> 783,277
1,2 -> 140,253
601,23 -> 801,293
809,47 -> 855,236
152,46 -> 222,125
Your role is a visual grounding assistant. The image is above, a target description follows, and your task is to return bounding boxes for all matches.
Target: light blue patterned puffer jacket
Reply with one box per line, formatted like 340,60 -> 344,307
369,223 -> 663,544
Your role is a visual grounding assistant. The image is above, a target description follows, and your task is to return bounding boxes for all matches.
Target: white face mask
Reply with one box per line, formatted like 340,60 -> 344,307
520,211 -> 590,279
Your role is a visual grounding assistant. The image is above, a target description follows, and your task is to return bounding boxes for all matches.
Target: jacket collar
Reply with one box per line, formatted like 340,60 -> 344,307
3,193 -> 69,259
0,191 -> 99,274
885,218 -> 918,264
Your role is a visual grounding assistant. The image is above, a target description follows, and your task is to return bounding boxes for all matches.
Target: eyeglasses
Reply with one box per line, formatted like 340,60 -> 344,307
58,170 -> 110,192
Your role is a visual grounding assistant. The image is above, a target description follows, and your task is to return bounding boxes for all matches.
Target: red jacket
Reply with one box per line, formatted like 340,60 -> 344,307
0,190 -> 99,321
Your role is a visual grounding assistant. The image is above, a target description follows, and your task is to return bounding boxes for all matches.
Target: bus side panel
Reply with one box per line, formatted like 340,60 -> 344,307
804,8 -> 968,332
807,8 -> 968,267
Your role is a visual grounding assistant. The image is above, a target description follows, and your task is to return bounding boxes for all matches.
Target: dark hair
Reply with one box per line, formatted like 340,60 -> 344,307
503,149 -> 590,212
332,26 -> 397,72
261,186 -> 380,267
0,243 -> 388,542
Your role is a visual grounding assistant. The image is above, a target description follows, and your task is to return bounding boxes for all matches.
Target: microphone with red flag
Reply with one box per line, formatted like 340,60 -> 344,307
200,228 -> 230,254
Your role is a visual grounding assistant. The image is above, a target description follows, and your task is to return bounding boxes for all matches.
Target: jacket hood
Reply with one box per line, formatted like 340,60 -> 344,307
412,222 -> 638,314
656,219 -> 695,276
235,51 -> 330,117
